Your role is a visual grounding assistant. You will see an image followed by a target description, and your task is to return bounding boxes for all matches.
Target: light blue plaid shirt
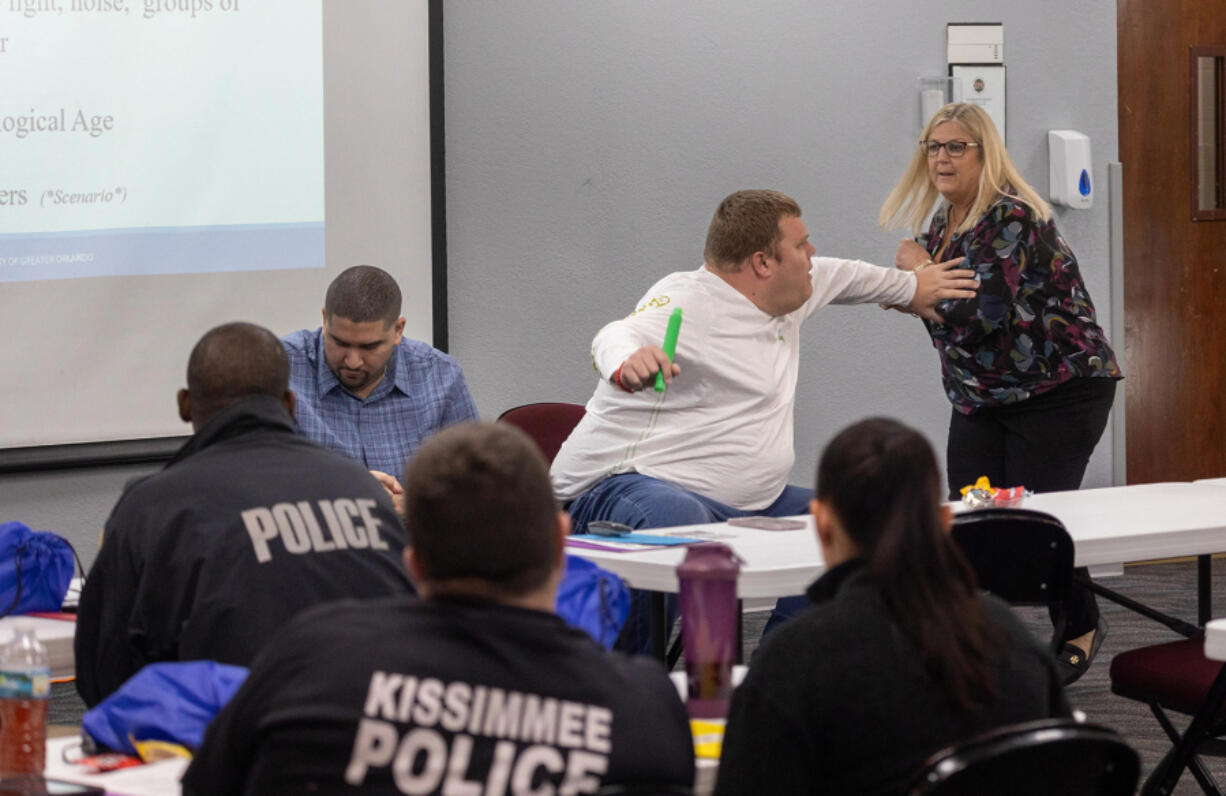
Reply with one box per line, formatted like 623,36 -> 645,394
282,328 -> 478,477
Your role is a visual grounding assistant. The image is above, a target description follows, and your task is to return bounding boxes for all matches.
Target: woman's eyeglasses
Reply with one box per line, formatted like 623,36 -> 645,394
920,139 -> 981,158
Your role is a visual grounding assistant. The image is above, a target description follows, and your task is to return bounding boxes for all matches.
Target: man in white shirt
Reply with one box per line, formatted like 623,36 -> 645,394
551,189 -> 976,649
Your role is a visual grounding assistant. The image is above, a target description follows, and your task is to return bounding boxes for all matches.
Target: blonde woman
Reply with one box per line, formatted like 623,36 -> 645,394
880,103 -> 1122,684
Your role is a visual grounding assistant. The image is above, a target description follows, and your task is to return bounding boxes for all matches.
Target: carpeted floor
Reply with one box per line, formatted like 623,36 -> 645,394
50,558 -> 1226,794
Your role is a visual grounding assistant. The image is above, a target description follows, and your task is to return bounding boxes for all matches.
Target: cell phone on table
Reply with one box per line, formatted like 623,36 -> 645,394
726,517 -> 806,531
0,778 -> 104,795
587,520 -> 633,537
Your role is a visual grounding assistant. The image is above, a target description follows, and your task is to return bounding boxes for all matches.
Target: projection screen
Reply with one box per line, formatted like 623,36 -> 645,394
0,0 -> 442,468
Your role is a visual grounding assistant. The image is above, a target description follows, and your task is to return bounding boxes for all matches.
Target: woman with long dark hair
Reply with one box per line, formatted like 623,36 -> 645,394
715,418 -> 1068,796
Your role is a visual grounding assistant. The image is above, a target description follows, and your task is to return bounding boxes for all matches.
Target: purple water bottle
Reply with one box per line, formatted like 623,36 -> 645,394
677,543 -> 740,719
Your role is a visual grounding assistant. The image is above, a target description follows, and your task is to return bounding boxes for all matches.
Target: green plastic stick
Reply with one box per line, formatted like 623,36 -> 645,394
654,307 -> 683,392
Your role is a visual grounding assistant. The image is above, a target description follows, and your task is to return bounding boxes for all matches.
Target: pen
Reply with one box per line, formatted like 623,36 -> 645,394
654,308 -> 683,392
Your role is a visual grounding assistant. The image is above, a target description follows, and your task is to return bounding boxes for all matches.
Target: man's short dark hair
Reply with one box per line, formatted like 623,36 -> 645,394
703,189 -> 802,272
402,422 -> 558,597
324,265 -> 402,327
186,322 -> 289,424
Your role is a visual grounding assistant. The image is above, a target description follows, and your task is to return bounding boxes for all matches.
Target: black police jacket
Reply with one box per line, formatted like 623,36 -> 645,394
75,395 -> 414,707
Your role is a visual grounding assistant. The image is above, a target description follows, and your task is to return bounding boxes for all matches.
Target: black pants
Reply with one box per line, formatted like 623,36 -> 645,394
947,377 -> 1118,639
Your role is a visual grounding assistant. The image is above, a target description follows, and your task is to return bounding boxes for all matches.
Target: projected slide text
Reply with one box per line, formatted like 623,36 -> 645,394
0,0 -> 325,282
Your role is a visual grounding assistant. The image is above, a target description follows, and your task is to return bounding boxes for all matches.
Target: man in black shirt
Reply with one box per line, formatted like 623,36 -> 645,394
75,322 -> 413,707
184,421 -> 694,795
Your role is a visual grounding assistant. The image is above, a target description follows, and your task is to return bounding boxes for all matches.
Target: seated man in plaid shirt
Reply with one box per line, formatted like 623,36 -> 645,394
282,265 -> 478,500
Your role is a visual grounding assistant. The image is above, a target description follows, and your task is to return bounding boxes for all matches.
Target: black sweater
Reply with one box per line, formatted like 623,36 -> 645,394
716,559 -> 1069,795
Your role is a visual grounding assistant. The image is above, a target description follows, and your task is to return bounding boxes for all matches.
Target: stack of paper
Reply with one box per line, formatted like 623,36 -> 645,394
0,614 -> 76,679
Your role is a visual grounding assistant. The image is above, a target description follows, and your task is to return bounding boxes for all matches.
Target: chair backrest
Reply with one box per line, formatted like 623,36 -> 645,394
909,718 -> 1140,796
950,508 -> 1074,653
497,402 -> 587,465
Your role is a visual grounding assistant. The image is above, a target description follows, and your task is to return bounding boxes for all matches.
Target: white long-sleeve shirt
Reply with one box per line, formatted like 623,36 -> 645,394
551,258 -> 916,510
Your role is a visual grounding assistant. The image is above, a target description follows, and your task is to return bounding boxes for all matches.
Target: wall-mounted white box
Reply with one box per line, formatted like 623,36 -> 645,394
1048,130 -> 1093,209
947,23 -> 1004,64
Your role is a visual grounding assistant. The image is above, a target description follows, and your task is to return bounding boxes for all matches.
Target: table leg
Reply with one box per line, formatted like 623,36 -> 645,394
1075,571 -> 1201,638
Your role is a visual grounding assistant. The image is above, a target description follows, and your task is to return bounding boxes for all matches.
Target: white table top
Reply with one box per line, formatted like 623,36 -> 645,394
44,736 -> 186,795
571,518 -> 824,598
570,481 -> 1226,598
1019,482 -> 1226,567
1205,619 -> 1226,662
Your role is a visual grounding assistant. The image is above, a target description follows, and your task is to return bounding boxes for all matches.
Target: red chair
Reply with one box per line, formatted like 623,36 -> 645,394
1110,637 -> 1226,795
497,402 -> 586,465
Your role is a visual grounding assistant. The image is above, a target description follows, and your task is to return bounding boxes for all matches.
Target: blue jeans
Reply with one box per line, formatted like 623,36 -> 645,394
568,473 -> 812,655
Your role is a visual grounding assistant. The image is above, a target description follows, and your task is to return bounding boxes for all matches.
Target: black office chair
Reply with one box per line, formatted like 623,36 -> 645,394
909,718 -> 1140,795
1110,637 -> 1226,795
951,508 -> 1074,655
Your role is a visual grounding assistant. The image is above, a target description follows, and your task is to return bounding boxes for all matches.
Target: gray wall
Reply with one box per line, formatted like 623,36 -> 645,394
446,0 -> 1119,494
0,1 -> 1119,570
0,464 -> 159,569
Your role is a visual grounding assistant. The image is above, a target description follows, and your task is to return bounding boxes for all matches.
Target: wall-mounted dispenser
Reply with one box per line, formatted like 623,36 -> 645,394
1048,130 -> 1093,209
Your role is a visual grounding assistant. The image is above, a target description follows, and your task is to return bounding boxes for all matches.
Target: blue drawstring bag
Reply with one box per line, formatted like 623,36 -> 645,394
82,660 -> 249,755
0,521 -> 75,617
555,555 -> 630,649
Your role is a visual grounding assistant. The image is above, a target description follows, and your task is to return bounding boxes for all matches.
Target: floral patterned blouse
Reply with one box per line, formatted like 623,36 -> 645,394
922,194 -> 1123,414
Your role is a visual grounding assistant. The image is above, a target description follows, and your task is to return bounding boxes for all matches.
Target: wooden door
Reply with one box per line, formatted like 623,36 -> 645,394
1119,0 -> 1226,482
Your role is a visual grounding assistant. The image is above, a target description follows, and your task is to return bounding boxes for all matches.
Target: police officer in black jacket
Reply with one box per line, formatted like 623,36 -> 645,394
183,421 -> 695,796
75,322 -> 414,707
